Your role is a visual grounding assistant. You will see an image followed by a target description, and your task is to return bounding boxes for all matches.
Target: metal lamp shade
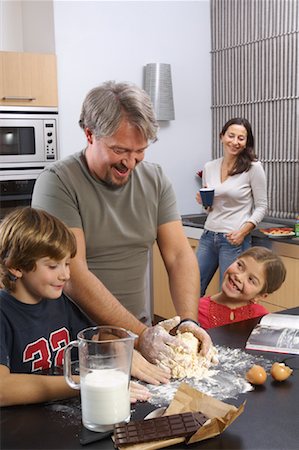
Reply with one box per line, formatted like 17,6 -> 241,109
144,63 -> 175,121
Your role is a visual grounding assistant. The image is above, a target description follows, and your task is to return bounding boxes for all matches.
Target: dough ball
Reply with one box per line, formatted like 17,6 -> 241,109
158,332 -> 218,379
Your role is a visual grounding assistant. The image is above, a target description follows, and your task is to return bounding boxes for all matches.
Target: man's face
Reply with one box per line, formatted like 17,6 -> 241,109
85,119 -> 148,188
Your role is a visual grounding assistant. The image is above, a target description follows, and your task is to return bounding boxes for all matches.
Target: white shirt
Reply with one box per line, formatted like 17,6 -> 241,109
203,158 -> 267,233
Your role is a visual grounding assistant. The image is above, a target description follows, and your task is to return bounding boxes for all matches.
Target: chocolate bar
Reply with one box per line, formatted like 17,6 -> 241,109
113,411 -> 207,446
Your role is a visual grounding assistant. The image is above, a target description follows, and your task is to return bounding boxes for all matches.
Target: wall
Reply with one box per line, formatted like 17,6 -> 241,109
0,0 -> 55,52
0,0 -> 23,51
53,0 -> 212,215
0,0 -> 212,215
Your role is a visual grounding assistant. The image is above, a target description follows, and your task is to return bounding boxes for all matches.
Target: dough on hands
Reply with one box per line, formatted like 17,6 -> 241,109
157,332 -> 218,379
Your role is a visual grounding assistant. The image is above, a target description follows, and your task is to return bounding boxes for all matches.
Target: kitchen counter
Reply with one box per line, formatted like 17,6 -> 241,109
182,214 -> 299,247
2,308 -> 299,450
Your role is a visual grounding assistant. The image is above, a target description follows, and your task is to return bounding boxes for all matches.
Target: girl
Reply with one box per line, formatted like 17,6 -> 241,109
198,247 -> 286,329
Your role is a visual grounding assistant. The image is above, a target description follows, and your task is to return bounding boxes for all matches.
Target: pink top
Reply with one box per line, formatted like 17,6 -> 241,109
198,296 -> 269,330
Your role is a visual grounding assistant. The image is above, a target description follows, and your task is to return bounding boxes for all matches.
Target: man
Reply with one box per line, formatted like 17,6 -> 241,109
32,81 -> 212,383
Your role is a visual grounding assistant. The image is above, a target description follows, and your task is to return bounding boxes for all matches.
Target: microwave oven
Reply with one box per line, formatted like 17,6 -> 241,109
0,109 -> 59,169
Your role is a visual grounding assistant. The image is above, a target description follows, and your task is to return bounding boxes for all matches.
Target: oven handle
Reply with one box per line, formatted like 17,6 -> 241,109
0,171 -> 42,181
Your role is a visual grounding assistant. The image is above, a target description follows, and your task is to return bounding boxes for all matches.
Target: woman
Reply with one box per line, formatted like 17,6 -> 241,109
196,118 -> 267,296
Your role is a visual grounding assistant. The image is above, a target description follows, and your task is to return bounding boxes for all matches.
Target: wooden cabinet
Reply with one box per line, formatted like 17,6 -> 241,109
260,242 -> 299,313
152,238 -> 219,318
0,51 -> 58,107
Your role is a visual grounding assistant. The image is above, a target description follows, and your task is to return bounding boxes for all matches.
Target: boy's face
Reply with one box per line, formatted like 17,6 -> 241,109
12,255 -> 71,304
222,256 -> 267,303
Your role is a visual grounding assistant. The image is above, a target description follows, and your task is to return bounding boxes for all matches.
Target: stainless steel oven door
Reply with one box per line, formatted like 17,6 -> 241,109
0,169 -> 42,220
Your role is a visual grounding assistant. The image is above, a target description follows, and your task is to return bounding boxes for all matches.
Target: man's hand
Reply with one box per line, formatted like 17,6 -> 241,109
138,316 -> 187,364
178,320 -> 213,357
131,350 -> 171,385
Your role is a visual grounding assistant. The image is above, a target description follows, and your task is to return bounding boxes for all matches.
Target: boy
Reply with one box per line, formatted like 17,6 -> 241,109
0,207 -> 149,406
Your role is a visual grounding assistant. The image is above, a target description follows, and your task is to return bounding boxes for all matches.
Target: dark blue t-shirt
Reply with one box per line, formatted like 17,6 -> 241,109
0,290 -> 93,373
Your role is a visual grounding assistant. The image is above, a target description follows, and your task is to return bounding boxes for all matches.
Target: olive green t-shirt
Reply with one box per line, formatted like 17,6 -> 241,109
32,151 -> 180,323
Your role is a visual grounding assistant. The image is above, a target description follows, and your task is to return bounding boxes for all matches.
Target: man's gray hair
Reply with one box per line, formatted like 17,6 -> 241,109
79,81 -> 159,141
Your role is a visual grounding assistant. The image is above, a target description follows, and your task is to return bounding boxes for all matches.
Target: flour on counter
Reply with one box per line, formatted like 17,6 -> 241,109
144,345 -> 273,407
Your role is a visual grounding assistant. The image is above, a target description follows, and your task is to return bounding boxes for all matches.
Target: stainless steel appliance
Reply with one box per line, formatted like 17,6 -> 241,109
0,107 -> 59,219
0,107 -> 59,169
0,168 -> 42,219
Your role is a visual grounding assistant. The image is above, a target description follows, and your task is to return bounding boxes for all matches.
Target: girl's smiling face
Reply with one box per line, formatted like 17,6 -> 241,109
221,256 -> 268,303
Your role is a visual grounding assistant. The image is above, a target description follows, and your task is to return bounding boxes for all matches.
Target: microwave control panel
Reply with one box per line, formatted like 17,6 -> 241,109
44,120 -> 57,161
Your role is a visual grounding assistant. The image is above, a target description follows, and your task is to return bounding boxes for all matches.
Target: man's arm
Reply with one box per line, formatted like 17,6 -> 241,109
156,220 -> 200,321
154,220 -> 213,356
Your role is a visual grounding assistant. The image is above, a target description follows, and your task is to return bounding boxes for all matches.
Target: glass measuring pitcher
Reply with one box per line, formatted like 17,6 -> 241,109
64,326 -> 136,432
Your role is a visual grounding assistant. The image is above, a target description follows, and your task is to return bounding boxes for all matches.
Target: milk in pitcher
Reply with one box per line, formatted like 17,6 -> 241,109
81,368 -> 130,431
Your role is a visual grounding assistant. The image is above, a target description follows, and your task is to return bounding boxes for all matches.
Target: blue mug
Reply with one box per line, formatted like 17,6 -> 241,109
200,188 -> 215,208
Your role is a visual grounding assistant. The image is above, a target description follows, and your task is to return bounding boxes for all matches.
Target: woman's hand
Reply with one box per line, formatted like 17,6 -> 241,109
226,230 -> 246,246
196,191 -> 202,205
226,222 -> 254,246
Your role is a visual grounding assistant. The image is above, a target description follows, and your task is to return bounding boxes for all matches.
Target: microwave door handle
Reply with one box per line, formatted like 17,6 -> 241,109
2,96 -> 36,101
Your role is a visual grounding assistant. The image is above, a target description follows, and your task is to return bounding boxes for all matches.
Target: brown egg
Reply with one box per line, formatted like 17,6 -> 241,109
246,364 -> 267,385
270,362 -> 293,381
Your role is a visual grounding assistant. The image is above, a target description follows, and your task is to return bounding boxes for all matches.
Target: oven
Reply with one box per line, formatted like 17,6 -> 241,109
0,168 -> 43,220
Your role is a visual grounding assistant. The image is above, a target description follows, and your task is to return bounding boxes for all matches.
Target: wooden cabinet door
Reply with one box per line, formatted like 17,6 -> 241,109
152,238 -> 220,319
0,52 -> 58,107
30,53 -> 58,106
1,52 -> 34,104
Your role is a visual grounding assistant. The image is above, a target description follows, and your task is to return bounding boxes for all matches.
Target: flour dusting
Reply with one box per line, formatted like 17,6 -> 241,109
144,345 -> 272,407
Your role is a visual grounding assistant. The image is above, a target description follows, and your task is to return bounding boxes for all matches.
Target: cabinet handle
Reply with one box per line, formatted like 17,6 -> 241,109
2,96 -> 36,101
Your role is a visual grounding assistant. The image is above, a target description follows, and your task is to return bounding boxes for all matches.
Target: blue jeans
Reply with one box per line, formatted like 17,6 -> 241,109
196,230 -> 252,296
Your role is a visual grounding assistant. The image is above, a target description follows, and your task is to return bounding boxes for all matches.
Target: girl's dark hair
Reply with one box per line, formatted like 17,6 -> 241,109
220,117 -> 257,175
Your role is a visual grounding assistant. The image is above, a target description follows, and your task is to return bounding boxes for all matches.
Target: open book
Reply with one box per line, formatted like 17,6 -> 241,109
245,313 -> 299,355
